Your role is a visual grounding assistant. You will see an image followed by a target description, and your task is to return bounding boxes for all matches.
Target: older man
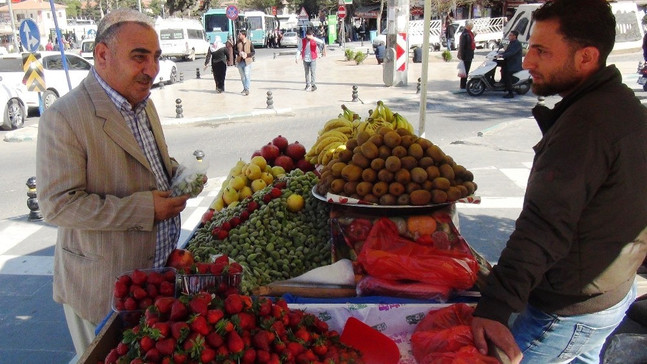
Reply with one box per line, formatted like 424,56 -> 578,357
36,9 -> 191,357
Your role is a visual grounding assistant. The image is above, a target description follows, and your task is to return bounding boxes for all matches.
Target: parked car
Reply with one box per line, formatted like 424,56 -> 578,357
281,32 -> 299,48
0,51 -> 92,113
0,76 -> 26,130
79,38 -> 95,60
154,57 -> 178,86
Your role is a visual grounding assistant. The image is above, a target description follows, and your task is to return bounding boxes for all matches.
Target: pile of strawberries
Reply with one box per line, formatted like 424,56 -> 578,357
113,268 -> 177,313
101,292 -> 364,364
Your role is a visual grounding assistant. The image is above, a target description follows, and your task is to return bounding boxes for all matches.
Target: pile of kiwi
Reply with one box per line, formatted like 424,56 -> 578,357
315,127 -> 477,206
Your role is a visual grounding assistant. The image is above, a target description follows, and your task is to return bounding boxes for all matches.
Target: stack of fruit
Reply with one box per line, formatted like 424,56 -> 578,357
167,250 -> 244,296
315,126 -> 477,205
102,293 -> 364,364
112,268 -> 177,327
251,135 -> 314,174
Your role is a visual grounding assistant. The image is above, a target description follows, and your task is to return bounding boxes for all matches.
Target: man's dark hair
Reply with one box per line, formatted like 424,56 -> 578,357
510,30 -> 519,37
239,29 -> 247,36
533,0 -> 615,66
306,29 -> 314,36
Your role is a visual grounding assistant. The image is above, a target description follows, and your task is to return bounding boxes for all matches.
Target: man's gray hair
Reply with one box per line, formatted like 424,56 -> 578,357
465,20 -> 474,28
95,8 -> 155,46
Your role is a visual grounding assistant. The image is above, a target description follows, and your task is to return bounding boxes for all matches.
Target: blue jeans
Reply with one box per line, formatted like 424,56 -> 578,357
303,60 -> 317,87
512,282 -> 637,364
237,62 -> 251,91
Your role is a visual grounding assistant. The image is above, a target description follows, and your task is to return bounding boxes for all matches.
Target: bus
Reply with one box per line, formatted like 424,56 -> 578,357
202,8 -> 246,45
155,17 -> 210,60
244,11 -> 278,47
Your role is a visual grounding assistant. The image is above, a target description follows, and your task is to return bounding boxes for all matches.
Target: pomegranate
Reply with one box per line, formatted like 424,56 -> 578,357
295,158 -> 315,172
251,150 -> 262,159
285,141 -> 306,161
272,135 -> 289,152
260,143 -> 280,163
274,155 -> 295,172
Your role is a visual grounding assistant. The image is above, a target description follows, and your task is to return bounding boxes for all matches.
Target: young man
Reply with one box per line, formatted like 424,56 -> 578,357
471,1 -> 647,363
457,21 -> 475,90
36,9 -> 192,357
235,30 -> 255,96
296,28 -> 326,91
500,30 -> 523,98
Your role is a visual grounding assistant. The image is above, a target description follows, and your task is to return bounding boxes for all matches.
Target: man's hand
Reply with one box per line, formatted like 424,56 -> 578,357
152,190 -> 189,222
471,317 -> 522,364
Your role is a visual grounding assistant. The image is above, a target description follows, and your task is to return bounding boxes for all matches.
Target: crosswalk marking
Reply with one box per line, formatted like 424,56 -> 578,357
500,168 -> 531,190
0,255 -> 53,275
0,220 -> 44,255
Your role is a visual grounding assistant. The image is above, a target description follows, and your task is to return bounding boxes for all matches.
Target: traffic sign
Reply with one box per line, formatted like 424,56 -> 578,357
338,5 -> 347,19
226,5 -> 239,20
22,53 -> 45,92
19,19 -> 40,53
298,7 -> 309,20
271,6 -> 277,16
87,29 -> 96,38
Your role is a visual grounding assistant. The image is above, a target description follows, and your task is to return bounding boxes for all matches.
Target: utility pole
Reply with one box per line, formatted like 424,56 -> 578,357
383,0 -> 409,86
8,0 -> 20,52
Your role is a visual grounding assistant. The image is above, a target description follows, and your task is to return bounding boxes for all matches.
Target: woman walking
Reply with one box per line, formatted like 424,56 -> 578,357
204,37 -> 230,93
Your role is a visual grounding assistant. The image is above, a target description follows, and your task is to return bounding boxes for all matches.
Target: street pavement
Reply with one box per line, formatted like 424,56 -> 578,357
1,42 -> 645,364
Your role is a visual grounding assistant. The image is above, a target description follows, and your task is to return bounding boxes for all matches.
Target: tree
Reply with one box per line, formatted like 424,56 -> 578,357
63,0 -> 83,17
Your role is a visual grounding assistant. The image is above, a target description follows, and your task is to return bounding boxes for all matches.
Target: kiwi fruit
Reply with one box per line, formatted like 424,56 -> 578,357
341,164 -> 363,182
370,158 -> 385,171
385,156 -> 402,173
394,169 -> 411,185
397,193 -> 411,205
320,169 -> 332,182
360,141 -> 379,160
363,193 -> 379,204
368,133 -> 384,147
446,186 -> 462,201
377,169 -> 394,183
331,162 -> 347,178
391,145 -> 407,158
432,177 -> 451,190
351,153 -> 370,169
372,181 -> 389,197
388,182 -> 405,196
316,182 -> 329,196
377,126 -> 392,136
426,165 -> 440,180
421,180 -> 434,191
453,164 -> 467,179
355,181 -> 374,197
400,135 -> 417,148
361,168 -> 377,182
410,167 -> 428,184
338,149 -> 353,163
426,144 -> 445,162
417,138 -> 432,150
378,145 -> 392,159
396,127 -> 411,136
346,138 -> 358,151
383,131 -> 402,148
456,185 -> 469,198
343,181 -> 359,196
330,179 -> 345,194
439,164 -> 455,181
356,131 -> 371,146
400,156 -> 418,170
418,156 -> 435,168
408,143 -> 424,160
406,182 -> 421,194
463,170 -> 474,182
431,189 -> 448,204
410,190 -> 432,205
379,194 -> 397,205
463,181 -> 477,195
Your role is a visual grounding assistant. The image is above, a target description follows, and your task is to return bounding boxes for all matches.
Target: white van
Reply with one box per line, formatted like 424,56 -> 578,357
503,2 -> 644,51
155,17 -> 210,60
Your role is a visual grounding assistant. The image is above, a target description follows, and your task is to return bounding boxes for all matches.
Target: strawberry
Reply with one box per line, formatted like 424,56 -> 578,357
206,331 -> 224,348
131,285 -> 147,300
256,350 -> 271,363
117,274 -> 132,286
215,318 -> 234,333
113,280 -> 129,298
288,310 -> 304,328
239,210 -> 250,222
147,271 -> 164,285
159,280 -> 175,297
170,300 -> 188,321
189,297 -> 209,316
269,187 -> 282,198
274,181 -> 287,189
286,341 -> 305,356
104,348 -> 119,364
242,348 -> 257,363
116,341 -> 129,356
182,332 -> 203,352
138,297 -> 153,310
262,193 -> 272,204
207,308 -> 224,324
143,347 -> 160,362
172,352 -> 188,364
270,320 -> 286,338
247,200 -> 259,212
139,335 -> 155,352
224,294 -> 243,314
154,296 -> 175,315
236,312 -> 256,330
210,261 -> 227,275
201,347 -> 216,363
155,337 -> 176,356
227,330 -> 245,355
313,342 -> 328,356
256,297 -> 273,317
216,345 -> 229,358
215,229 -> 229,240
273,339 -> 286,352
190,315 -> 210,336
163,269 -> 176,282
124,297 -> 137,311
196,262 -> 211,274
313,318 -> 329,333
228,262 -> 244,275
130,269 -> 148,285
220,221 -> 232,232
145,284 -> 159,299
294,327 -> 311,343
229,216 -> 241,228
214,254 -> 230,266
171,321 -> 190,341
129,359 -> 144,364
152,321 -> 170,338
201,209 -> 215,225
252,330 -> 271,351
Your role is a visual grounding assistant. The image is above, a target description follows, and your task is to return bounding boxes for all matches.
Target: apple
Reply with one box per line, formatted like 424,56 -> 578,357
272,135 -> 289,152
260,171 -> 274,186
244,163 -> 262,181
166,249 -> 195,271
239,186 -> 253,199
251,178 -> 268,192
274,155 -> 295,172
250,155 -> 268,171
285,141 -> 306,161
222,186 -> 239,206
260,143 -> 280,163
228,175 -> 246,191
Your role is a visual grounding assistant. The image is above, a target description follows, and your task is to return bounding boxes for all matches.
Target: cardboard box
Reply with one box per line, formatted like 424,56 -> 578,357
78,312 -> 121,364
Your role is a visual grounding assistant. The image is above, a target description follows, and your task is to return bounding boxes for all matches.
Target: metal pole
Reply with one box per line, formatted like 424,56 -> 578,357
7,0 -> 20,52
418,0 -> 431,138
49,0 -> 72,92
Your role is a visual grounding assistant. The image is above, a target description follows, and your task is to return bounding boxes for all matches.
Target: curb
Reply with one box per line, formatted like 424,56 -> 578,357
160,107 -> 296,126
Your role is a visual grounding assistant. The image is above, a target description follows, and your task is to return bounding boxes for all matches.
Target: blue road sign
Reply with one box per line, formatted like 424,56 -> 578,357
19,19 -> 40,53
87,29 -> 96,37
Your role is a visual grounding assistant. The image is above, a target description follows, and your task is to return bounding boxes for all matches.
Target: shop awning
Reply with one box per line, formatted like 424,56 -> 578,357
354,5 -> 380,19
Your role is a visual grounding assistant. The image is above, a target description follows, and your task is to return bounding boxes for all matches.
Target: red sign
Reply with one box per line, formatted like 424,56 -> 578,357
271,6 -> 277,16
338,5 -> 346,19
225,5 -> 239,20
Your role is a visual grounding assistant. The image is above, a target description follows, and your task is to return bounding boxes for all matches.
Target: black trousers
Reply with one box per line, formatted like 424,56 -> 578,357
502,67 -> 514,93
459,58 -> 473,89
211,61 -> 227,91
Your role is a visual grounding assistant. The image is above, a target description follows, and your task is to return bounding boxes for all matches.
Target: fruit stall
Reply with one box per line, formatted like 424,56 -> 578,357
83,102 -> 510,364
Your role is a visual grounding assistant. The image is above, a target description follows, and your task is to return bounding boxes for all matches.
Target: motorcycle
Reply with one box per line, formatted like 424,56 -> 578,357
637,61 -> 647,91
466,49 -> 533,97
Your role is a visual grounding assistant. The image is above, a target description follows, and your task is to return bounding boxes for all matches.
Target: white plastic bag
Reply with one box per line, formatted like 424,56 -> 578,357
457,60 -> 467,78
170,158 -> 209,198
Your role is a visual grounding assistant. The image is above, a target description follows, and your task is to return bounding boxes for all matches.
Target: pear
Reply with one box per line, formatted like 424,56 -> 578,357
260,172 -> 274,186
271,166 -> 286,178
229,175 -> 247,191
251,178 -> 267,192
250,156 -> 268,171
245,163 -> 262,181
222,186 -> 239,206
239,186 -> 253,199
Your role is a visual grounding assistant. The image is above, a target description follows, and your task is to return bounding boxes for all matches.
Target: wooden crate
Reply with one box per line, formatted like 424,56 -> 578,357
78,312 -> 122,364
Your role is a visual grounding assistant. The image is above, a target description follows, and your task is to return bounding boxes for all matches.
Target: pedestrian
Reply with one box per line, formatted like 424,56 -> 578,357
235,29 -> 254,96
45,38 -> 54,51
470,1 -> 647,363
204,36 -> 229,93
226,35 -> 235,66
375,42 -> 385,65
36,8 -> 194,358
500,30 -> 523,98
296,28 -> 326,92
445,11 -> 455,50
457,21 -> 475,90
642,31 -> 647,62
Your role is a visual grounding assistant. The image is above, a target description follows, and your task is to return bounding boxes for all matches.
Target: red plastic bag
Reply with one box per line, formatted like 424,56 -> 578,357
419,346 -> 500,364
356,218 -> 478,290
415,303 -> 475,332
356,275 -> 453,301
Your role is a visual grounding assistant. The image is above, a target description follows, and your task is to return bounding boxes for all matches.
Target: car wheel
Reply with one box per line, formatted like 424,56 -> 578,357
466,79 -> 486,96
2,98 -> 25,130
169,66 -> 177,84
42,90 -> 58,110
515,81 -> 531,95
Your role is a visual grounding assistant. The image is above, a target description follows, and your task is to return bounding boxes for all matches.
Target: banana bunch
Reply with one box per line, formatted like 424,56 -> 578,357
305,115 -> 355,165
393,113 -> 415,134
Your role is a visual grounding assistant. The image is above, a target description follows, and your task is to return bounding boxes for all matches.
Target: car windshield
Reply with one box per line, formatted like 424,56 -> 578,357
0,58 -> 22,72
81,41 -> 95,53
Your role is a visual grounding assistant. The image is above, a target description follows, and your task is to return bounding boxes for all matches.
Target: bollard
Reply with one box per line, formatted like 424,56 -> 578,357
416,78 -> 421,94
351,85 -> 359,102
26,176 -> 43,222
180,72 -> 184,83
193,150 -> 205,162
176,98 -> 184,118
266,90 -> 274,109
159,77 -> 164,89
196,68 -> 200,79
537,96 -> 546,106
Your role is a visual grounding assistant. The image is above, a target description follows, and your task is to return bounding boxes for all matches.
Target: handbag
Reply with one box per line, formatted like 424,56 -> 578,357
457,60 -> 466,78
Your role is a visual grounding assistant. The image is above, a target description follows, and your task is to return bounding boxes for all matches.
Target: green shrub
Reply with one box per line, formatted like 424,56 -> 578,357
442,50 -> 452,62
345,49 -> 356,61
354,51 -> 367,65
